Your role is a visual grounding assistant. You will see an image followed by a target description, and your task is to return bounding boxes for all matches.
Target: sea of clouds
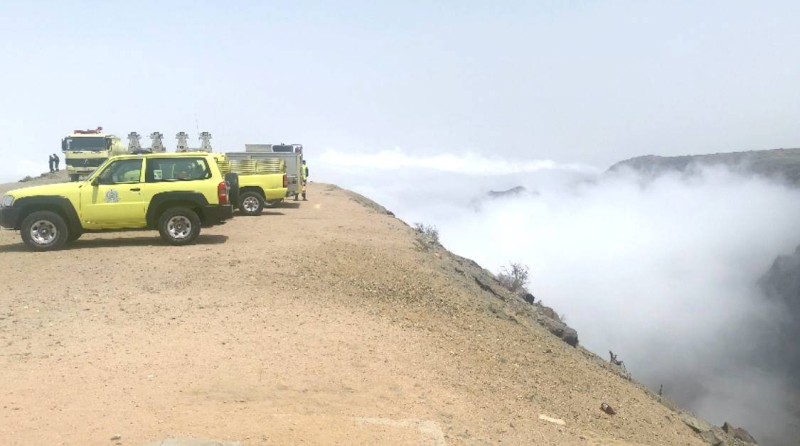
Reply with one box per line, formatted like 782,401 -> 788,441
317,147 -> 800,444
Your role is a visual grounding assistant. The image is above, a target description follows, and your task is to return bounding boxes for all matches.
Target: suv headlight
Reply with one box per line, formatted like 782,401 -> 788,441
1,195 -> 14,208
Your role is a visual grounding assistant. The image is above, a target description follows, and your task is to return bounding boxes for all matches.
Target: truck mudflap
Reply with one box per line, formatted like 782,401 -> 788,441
0,206 -> 20,229
202,204 -> 233,226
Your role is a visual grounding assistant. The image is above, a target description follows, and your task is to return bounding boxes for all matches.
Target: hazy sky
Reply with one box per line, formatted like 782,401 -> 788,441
1,1 -> 799,181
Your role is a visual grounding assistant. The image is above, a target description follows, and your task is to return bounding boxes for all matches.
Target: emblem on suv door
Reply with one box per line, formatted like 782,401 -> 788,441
105,189 -> 119,203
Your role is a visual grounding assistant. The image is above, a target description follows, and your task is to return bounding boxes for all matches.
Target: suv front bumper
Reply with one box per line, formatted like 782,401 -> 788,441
0,206 -> 20,229
203,204 -> 233,226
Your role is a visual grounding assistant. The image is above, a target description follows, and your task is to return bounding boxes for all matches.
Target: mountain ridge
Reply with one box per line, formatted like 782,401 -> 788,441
607,148 -> 800,185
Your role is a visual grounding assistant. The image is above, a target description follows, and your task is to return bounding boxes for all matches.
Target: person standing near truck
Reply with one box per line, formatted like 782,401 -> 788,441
48,154 -> 55,173
302,159 -> 308,201
53,153 -> 60,171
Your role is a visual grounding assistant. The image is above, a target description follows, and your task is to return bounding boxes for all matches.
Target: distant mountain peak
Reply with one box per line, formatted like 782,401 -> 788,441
487,186 -> 527,198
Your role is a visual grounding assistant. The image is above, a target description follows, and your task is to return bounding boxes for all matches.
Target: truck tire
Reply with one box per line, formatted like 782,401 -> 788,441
67,231 -> 83,242
239,191 -> 264,216
225,173 -> 240,208
20,211 -> 69,251
158,207 -> 201,246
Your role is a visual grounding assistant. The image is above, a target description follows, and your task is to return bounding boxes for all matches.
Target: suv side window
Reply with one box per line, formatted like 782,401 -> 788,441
146,158 -> 211,182
97,159 -> 142,185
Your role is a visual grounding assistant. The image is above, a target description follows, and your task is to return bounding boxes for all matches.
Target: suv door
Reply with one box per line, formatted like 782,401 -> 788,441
79,158 -> 147,229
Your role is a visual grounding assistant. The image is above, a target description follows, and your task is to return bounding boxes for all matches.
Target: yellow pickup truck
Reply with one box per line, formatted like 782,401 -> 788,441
0,152 -> 235,251
214,155 -> 288,216
237,174 -> 288,215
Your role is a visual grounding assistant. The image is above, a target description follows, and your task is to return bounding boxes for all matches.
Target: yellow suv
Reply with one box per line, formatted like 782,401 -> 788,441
0,152 -> 235,251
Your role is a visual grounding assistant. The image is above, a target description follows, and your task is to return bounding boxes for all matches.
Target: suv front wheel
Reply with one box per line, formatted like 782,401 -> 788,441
20,211 -> 69,251
158,207 -> 201,245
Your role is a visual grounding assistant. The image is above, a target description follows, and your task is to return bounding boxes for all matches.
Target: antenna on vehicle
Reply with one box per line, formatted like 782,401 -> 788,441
176,131 -> 190,152
149,132 -> 165,153
198,131 -> 213,152
127,132 -> 142,153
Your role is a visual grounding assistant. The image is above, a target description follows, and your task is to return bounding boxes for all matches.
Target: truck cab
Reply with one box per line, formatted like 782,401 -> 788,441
62,127 -> 127,182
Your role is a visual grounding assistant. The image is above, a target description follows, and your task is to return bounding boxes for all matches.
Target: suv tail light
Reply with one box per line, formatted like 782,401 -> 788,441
218,181 -> 229,205
283,174 -> 288,188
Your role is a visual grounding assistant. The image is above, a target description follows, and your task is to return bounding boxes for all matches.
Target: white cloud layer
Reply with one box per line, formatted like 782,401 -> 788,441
319,148 -> 597,175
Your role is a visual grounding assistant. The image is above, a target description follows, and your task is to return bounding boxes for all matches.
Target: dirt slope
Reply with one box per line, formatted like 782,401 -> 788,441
0,180 -> 709,446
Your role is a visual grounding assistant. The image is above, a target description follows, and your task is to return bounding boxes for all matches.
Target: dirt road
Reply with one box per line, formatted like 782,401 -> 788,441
0,181 -> 705,445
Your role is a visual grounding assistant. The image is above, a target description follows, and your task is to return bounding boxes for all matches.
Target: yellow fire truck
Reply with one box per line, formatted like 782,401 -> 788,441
61,127 -> 127,181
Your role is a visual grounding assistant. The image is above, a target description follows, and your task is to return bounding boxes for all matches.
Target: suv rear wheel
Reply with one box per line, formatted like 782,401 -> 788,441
20,211 -> 69,251
158,207 -> 201,245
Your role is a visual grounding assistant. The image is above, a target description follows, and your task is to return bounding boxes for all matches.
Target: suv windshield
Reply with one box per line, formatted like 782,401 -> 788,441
64,137 -> 107,152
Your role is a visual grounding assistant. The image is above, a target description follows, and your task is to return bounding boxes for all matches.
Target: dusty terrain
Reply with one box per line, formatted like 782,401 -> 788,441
0,178 -> 710,445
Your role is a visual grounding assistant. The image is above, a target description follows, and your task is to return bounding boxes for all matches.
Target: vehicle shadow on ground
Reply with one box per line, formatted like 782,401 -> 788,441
238,211 -> 285,217
0,234 -> 229,253
273,202 -> 303,209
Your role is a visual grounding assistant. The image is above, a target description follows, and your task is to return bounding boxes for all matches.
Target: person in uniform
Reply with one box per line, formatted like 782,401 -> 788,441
302,160 -> 309,201
48,154 -> 55,173
53,153 -> 60,171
